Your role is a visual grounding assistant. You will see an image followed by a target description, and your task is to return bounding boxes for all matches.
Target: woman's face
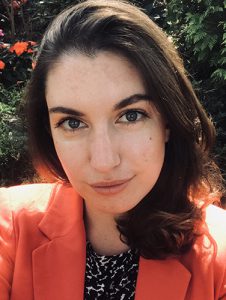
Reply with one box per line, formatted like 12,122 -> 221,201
46,51 -> 169,216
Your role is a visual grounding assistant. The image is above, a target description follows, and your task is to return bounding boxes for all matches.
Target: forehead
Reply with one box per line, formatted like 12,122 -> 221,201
45,51 -> 146,110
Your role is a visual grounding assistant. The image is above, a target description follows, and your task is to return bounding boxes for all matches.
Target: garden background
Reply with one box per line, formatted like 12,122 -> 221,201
0,1 -> 226,201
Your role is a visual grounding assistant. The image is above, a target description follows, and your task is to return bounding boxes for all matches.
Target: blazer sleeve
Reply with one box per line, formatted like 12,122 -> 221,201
218,238 -> 226,300
0,188 -> 16,300
220,273 -> 226,299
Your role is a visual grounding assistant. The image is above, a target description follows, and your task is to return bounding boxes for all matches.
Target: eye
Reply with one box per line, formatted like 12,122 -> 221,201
55,118 -> 86,131
118,109 -> 149,124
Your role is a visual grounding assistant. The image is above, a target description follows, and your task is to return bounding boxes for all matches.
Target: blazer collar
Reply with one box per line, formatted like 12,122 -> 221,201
38,182 -> 83,239
32,183 -> 86,300
32,183 -> 191,300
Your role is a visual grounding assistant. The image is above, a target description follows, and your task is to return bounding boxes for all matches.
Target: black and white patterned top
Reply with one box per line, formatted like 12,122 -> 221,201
84,242 -> 139,299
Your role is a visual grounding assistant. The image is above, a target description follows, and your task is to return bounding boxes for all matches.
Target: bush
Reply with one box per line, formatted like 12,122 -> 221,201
0,40 -> 37,87
165,0 -> 226,180
0,85 -> 34,186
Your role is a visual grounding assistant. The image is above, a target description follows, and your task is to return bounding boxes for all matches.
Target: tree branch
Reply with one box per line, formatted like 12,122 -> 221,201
1,0 -> 16,40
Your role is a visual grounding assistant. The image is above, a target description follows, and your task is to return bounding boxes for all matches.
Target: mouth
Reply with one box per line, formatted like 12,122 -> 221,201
90,177 -> 133,195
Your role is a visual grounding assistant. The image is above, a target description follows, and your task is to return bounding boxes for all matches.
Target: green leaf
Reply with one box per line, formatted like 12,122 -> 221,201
197,50 -> 208,62
193,32 -> 207,43
218,57 -> 226,65
220,47 -> 226,55
211,68 -> 226,81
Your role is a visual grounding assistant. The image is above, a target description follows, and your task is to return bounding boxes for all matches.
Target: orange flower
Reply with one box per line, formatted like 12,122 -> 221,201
9,41 -> 29,56
0,60 -> 5,70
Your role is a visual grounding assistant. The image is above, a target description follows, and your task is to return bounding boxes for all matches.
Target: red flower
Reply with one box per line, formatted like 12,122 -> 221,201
0,60 -> 5,70
9,40 -> 37,56
9,41 -> 29,56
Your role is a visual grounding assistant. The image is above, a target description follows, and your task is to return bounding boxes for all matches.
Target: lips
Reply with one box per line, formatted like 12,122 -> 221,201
90,178 -> 133,195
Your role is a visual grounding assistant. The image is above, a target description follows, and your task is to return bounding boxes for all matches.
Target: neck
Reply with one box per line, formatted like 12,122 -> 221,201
84,205 -> 129,256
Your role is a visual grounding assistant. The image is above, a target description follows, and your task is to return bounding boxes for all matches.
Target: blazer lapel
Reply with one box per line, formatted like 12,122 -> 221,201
135,257 -> 191,300
32,183 -> 86,300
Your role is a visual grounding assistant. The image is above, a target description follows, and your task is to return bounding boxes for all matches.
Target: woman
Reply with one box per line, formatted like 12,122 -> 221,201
0,0 -> 226,299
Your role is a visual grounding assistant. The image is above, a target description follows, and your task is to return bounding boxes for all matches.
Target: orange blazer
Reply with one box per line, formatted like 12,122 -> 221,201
0,182 -> 226,300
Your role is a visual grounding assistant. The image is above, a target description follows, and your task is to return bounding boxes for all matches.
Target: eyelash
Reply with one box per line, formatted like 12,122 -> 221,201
54,109 -> 149,132
55,118 -> 86,131
119,109 -> 149,124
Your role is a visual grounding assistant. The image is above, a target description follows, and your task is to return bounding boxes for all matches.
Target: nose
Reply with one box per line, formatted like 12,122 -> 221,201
89,129 -> 120,172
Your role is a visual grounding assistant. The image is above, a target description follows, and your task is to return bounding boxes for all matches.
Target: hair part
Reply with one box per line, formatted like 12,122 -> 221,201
25,0 -> 223,259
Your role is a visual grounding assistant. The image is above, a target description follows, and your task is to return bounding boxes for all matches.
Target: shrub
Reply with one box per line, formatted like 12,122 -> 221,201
165,0 -> 226,180
0,38 -> 37,87
0,84 -> 34,186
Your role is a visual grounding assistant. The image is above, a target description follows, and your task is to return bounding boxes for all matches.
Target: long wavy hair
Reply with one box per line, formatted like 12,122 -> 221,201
25,0 -> 223,259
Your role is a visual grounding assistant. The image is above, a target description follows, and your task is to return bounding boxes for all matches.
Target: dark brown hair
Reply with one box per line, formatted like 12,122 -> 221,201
25,0 -> 222,259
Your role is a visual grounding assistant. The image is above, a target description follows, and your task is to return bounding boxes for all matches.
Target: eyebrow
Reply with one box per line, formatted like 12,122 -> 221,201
114,94 -> 151,110
48,93 -> 151,116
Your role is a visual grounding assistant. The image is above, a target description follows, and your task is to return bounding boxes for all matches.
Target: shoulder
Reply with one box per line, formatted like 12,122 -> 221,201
199,205 -> 226,297
205,204 -> 226,230
204,204 -> 226,259
0,183 -> 58,294
0,182 -> 57,215
179,205 -> 226,298
181,204 -> 226,270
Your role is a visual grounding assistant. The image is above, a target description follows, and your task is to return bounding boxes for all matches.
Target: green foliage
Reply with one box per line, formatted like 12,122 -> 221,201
0,84 -> 34,185
184,6 -> 225,81
165,0 -> 226,180
135,0 -> 166,27
211,69 -> 226,81
0,88 -> 24,161
166,0 -> 226,83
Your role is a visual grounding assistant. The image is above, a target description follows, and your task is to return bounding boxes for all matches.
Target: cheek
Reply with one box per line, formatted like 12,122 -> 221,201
53,140 -> 85,176
139,139 -> 166,189
122,132 -> 165,164
142,149 -> 165,172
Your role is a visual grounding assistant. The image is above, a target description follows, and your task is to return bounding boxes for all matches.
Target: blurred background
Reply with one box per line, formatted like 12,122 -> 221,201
0,0 -> 225,207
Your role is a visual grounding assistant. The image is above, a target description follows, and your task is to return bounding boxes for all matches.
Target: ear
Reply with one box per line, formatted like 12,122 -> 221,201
165,126 -> 170,143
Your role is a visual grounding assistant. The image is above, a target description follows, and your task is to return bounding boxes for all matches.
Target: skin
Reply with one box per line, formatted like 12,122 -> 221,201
46,51 -> 169,254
